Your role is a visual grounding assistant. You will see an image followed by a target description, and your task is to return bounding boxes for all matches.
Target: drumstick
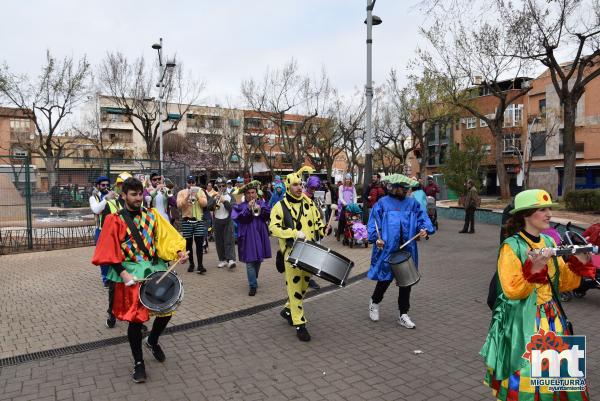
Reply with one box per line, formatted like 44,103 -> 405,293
374,220 -> 381,241
398,233 -> 422,250
156,251 -> 189,284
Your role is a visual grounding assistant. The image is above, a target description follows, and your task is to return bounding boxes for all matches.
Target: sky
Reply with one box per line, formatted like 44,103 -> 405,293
0,0 -> 434,108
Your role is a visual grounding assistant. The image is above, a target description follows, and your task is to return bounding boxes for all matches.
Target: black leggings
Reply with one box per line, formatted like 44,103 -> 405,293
127,315 -> 171,363
186,236 -> 204,267
371,280 -> 412,315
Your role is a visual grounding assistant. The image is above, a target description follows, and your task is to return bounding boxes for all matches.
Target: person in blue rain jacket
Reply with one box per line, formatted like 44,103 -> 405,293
367,174 -> 435,329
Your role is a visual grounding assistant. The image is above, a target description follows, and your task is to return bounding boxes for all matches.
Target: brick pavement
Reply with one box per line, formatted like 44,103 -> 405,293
0,218 -> 598,400
0,236 -> 372,359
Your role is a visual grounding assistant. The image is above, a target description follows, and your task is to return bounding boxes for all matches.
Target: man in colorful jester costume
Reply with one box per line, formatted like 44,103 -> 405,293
367,174 -> 434,329
92,178 -> 187,383
231,180 -> 272,296
481,189 -> 594,401
269,166 -> 327,342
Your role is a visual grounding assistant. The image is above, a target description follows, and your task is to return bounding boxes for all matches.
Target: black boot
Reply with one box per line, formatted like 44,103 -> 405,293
132,361 -> 146,383
296,325 -> 311,342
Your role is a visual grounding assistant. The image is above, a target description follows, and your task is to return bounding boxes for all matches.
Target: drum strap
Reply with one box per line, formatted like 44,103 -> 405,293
280,199 -> 303,249
119,209 -> 158,265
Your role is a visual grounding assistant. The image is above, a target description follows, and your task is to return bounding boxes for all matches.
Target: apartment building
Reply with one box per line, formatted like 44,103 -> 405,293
409,69 -> 600,198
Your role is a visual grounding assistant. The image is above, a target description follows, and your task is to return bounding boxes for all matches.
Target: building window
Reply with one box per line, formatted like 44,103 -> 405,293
10,118 -> 31,132
244,118 -> 261,129
101,107 -> 129,123
438,145 -> 447,165
480,119 -> 488,128
482,144 -> 491,155
252,153 -> 262,162
427,145 -> 437,166
539,99 -> 546,118
466,117 -> 477,129
558,129 -> 584,154
503,104 -> 523,127
502,134 -> 521,153
530,132 -> 547,157
229,119 -> 241,127
83,149 -> 91,161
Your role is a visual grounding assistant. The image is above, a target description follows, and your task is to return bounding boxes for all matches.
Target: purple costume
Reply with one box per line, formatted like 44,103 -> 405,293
231,199 -> 272,263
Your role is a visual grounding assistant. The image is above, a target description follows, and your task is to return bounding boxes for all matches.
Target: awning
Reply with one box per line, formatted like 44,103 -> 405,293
250,162 -> 270,173
554,163 -> 600,169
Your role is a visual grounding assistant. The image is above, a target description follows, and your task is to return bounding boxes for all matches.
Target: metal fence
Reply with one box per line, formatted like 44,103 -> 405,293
0,155 -> 189,254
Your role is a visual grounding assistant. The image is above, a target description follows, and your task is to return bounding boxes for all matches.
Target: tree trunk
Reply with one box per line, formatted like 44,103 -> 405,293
494,131 -> 511,199
45,156 -> 58,188
561,100 -> 578,196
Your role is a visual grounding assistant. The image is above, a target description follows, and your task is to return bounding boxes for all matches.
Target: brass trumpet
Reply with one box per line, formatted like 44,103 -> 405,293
250,199 -> 261,216
189,186 -> 200,204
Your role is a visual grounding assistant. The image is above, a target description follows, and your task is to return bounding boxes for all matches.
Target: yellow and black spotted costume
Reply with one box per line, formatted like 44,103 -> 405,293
269,167 -> 326,326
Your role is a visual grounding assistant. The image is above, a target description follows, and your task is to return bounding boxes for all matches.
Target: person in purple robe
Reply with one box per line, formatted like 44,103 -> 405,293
231,180 -> 272,296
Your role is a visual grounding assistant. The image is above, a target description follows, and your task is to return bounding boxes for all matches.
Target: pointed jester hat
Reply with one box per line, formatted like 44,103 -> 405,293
285,166 -> 314,199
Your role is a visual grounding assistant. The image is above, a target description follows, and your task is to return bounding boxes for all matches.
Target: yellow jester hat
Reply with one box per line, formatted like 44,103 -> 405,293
285,166 -> 314,200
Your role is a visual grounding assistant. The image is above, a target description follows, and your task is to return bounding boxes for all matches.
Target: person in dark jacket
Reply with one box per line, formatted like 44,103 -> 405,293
459,179 -> 479,234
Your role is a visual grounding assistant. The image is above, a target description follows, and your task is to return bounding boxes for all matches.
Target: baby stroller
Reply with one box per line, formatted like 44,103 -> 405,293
560,223 -> 600,302
342,203 -> 368,248
426,196 -> 438,229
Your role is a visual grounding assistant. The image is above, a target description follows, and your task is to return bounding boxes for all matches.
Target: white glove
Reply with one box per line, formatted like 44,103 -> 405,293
296,231 -> 306,240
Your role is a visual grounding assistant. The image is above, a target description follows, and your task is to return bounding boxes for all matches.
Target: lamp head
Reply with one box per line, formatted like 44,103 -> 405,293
364,15 -> 382,25
166,61 -> 177,68
152,43 -> 162,50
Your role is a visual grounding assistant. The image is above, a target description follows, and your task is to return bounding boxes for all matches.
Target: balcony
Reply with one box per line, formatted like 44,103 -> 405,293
9,130 -> 33,143
102,130 -> 133,144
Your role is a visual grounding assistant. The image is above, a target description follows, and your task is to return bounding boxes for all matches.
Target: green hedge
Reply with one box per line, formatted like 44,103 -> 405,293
564,189 -> 600,212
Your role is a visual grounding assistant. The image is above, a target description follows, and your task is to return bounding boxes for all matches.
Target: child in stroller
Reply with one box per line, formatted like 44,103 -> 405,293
426,196 -> 438,229
342,203 -> 368,248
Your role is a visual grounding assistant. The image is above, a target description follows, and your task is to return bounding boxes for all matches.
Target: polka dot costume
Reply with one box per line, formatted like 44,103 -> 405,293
269,166 -> 326,326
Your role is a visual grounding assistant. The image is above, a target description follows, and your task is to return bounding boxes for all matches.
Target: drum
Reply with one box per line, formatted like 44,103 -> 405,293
387,250 -> 421,287
287,239 -> 354,287
139,271 -> 184,314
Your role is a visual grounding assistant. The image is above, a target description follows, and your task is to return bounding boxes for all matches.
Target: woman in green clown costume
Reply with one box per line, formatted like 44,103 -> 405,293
481,189 -> 595,400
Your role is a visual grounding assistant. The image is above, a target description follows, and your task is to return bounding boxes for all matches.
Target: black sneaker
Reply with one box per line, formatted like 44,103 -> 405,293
132,361 -> 146,383
196,266 -> 207,274
248,287 -> 257,296
308,279 -> 320,290
144,339 -> 166,362
105,313 -> 116,329
187,264 -> 195,273
280,308 -> 293,326
296,325 -> 311,342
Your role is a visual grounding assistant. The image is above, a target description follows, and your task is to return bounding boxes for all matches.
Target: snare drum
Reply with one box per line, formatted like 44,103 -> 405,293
287,239 -> 354,287
387,250 -> 421,287
139,271 -> 184,314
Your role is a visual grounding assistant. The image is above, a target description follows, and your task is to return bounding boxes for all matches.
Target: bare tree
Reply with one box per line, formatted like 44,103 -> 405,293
497,0 -> 600,195
241,60 -> 325,172
419,18 -> 532,198
330,90 -> 366,181
98,52 -> 203,159
0,51 -> 92,186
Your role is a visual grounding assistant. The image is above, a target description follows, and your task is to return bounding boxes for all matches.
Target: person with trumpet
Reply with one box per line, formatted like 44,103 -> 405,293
481,189 -> 594,400
143,172 -> 173,222
212,177 -> 236,269
89,172 -> 129,329
177,175 -> 208,274
367,174 -> 434,329
232,180 -> 271,296
92,177 -> 187,383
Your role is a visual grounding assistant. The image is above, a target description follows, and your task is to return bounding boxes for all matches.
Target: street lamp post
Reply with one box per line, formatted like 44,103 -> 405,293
151,38 -> 176,174
363,0 -> 382,206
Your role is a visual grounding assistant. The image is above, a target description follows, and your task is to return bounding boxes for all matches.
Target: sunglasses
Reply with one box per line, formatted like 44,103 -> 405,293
99,183 -> 109,187
151,178 -> 160,182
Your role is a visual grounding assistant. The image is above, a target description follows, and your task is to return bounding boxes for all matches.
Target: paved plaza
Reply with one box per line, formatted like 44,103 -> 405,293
0,218 -> 598,400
